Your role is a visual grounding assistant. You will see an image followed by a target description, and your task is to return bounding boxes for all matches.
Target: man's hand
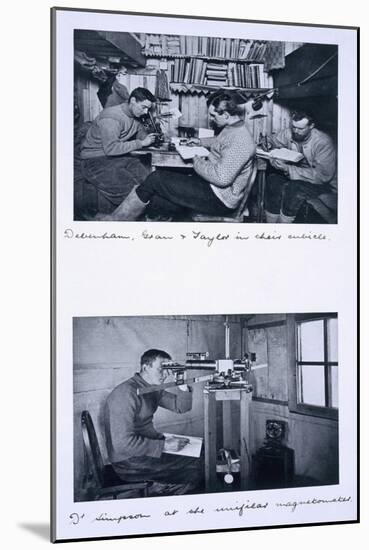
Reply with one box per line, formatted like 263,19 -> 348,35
269,157 -> 289,175
164,436 -> 190,453
187,138 -> 201,146
178,384 -> 191,391
140,134 -> 157,147
162,369 -> 175,383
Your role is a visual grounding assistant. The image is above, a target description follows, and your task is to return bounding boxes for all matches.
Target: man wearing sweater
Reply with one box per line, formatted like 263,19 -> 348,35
264,111 -> 337,223
102,92 -> 256,221
104,349 -> 202,493
80,87 -> 158,214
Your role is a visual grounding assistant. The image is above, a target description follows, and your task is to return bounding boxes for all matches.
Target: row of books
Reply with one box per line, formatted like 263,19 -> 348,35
169,58 -> 268,88
228,63 -> 268,88
143,33 -> 268,61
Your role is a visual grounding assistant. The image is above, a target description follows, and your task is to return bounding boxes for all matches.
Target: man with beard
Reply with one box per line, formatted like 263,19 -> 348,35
264,111 -> 337,223
100,92 -> 256,221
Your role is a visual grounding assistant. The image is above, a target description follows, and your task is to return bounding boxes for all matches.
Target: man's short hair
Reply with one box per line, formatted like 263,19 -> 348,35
208,92 -> 244,117
291,110 -> 315,125
129,87 -> 156,103
140,348 -> 171,367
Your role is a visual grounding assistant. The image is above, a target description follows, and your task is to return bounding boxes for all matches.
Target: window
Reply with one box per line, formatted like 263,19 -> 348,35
287,314 -> 338,420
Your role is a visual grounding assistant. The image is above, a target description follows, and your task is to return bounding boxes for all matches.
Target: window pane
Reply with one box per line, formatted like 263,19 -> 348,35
331,365 -> 338,408
299,320 -> 324,362
328,318 -> 338,362
300,365 -> 325,406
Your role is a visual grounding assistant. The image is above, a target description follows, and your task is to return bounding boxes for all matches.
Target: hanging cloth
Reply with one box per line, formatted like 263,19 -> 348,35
155,69 -> 171,101
264,41 -> 286,72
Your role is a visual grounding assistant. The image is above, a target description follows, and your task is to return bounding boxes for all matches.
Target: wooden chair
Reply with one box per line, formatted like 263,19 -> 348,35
192,162 -> 258,223
81,410 -> 149,500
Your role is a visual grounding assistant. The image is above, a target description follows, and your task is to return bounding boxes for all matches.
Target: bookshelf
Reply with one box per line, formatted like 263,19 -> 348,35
139,33 -> 274,138
142,34 -> 268,61
142,34 -> 271,91
168,59 -> 268,88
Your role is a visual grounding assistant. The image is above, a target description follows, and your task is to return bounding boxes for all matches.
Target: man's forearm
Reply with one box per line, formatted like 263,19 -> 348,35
103,138 -> 144,156
159,387 -> 193,413
111,431 -> 165,462
100,119 -> 145,156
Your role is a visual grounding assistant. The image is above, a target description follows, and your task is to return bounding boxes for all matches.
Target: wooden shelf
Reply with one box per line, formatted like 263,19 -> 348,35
144,53 -> 265,63
169,83 -> 270,96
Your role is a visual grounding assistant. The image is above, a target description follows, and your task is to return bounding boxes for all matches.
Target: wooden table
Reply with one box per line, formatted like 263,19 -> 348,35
150,149 -> 193,170
203,386 -> 252,491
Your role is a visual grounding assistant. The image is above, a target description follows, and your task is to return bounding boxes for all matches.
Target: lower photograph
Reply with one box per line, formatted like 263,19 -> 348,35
73,313 -> 339,503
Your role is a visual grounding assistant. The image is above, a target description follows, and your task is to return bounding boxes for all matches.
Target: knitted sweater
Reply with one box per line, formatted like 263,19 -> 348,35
80,103 -> 148,159
193,120 -> 256,209
270,128 -> 337,189
104,373 -> 192,464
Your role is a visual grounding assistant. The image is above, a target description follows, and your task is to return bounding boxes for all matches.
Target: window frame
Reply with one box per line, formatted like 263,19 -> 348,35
287,313 -> 338,420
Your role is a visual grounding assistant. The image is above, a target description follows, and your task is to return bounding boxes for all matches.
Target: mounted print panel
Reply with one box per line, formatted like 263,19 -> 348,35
51,6 -> 358,543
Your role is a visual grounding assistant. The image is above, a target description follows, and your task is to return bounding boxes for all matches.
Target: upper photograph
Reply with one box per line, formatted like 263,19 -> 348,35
74,30 -> 338,223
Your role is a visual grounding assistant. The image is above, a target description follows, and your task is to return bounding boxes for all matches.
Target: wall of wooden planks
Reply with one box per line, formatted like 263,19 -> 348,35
74,56 -> 291,142
73,315 -> 242,500
73,314 -> 339,500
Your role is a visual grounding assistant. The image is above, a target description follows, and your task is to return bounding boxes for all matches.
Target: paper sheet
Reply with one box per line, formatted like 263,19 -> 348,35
198,128 -> 214,138
175,145 -> 210,160
256,147 -> 304,163
162,433 -> 203,457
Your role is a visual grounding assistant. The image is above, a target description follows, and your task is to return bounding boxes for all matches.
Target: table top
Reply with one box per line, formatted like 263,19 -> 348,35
151,149 -> 193,169
132,144 -> 267,170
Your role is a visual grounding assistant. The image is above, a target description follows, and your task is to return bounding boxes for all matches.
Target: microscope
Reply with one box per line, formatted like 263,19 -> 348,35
141,110 -> 165,147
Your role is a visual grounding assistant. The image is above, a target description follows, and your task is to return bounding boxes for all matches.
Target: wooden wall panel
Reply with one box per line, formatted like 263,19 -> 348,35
73,316 -> 243,500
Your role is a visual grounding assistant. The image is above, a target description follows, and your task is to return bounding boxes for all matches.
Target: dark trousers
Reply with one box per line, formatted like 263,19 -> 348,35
136,169 -> 234,219
81,156 -> 150,213
265,173 -> 331,217
112,454 -> 203,486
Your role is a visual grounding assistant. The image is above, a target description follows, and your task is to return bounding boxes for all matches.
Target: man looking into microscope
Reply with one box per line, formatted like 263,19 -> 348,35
80,87 -> 158,215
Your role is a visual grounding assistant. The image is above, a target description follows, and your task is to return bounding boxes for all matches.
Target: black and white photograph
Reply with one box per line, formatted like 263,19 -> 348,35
73,313 -> 339,502
73,29 -> 338,223
52,6 -> 358,544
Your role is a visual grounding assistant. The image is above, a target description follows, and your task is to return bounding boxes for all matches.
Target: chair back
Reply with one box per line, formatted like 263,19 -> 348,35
234,161 -> 258,217
191,159 -> 258,222
81,410 -> 105,488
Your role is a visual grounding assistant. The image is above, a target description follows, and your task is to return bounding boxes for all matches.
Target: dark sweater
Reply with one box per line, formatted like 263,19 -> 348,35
104,373 -> 192,464
80,103 -> 148,159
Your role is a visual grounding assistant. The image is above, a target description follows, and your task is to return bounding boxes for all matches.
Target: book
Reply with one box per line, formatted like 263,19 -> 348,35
198,128 -> 214,138
176,145 -> 210,160
256,146 -> 304,163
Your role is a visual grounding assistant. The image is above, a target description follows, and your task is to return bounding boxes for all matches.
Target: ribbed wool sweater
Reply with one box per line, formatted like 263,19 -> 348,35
193,120 -> 256,209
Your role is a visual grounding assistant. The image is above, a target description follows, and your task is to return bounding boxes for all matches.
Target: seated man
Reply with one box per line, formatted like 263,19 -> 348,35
102,92 -> 256,221
264,110 -> 337,223
104,349 -> 202,495
80,87 -> 158,214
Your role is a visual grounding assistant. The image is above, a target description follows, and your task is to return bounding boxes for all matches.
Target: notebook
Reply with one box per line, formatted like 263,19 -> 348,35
256,146 -> 304,163
162,433 -> 203,457
175,145 -> 210,160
